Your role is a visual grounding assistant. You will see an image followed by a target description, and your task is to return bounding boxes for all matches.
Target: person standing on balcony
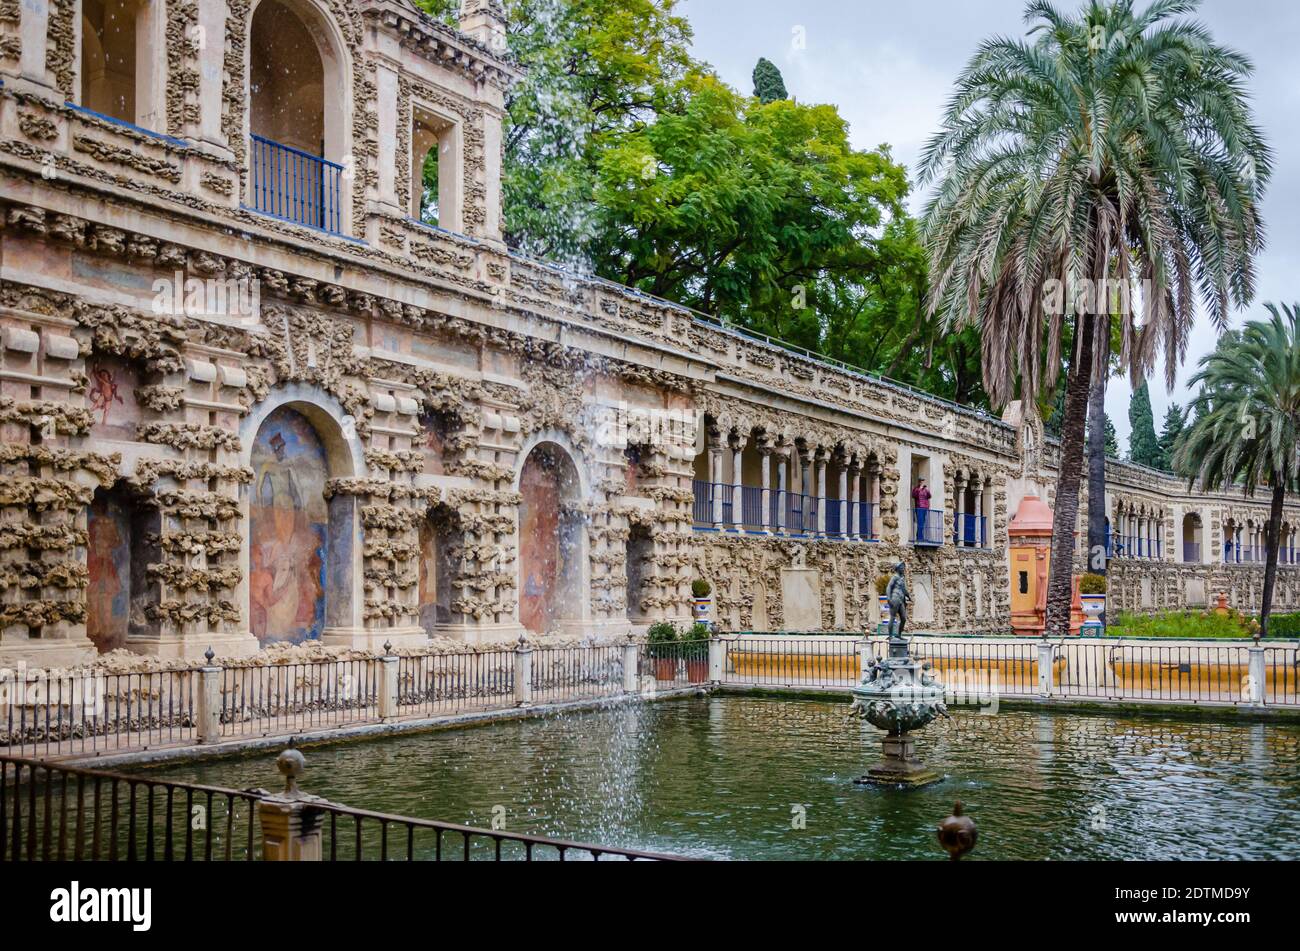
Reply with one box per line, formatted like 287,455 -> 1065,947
912,478 -> 931,541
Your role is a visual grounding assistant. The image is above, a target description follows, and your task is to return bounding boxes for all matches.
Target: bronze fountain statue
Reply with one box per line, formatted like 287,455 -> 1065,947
847,561 -> 947,786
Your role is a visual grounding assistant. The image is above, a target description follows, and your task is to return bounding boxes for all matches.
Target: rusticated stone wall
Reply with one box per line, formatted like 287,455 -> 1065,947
2,0 -> 1299,672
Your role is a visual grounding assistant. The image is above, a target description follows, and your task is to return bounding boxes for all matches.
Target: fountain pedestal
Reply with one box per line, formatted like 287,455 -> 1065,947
849,633 -> 947,788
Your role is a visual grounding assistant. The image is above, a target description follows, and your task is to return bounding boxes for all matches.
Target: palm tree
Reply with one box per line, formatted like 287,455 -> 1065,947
918,0 -> 1269,636
1175,304 -> 1300,637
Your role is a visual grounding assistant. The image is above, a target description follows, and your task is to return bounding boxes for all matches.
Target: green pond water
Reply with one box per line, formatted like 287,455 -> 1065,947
143,696 -> 1300,860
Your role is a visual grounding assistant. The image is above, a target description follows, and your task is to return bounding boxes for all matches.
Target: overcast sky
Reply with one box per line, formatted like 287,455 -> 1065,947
679,0 -> 1300,453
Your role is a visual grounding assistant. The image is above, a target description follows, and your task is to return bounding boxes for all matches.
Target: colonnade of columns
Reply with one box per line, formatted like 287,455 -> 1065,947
1223,521 -> 1298,564
1112,506 -> 1165,560
699,429 -> 880,540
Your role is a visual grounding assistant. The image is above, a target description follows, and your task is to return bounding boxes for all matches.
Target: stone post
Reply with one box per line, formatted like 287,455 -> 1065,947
1037,640 -> 1054,697
622,636 -> 639,693
1247,641 -> 1266,705
514,638 -> 533,707
378,643 -> 398,721
197,648 -> 222,745
708,636 -> 725,683
259,750 -> 325,861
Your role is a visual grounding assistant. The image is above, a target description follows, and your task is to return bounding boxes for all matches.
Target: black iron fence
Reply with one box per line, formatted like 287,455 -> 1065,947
0,754 -> 679,862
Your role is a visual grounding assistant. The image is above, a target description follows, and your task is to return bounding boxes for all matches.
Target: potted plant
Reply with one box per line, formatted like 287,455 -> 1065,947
646,621 -> 679,682
691,579 -> 712,621
875,574 -> 892,633
682,622 -> 711,682
1078,573 -> 1106,633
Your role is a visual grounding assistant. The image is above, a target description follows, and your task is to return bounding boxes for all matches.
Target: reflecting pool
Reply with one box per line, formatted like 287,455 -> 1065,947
146,696 -> 1300,860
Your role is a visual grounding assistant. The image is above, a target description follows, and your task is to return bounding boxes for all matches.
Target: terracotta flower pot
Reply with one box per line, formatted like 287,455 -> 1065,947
655,657 -> 678,681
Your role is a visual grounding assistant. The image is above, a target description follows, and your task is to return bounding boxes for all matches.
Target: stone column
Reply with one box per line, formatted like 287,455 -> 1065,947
709,447 -> 724,526
622,637 -> 639,693
954,475 -> 967,547
848,462 -> 861,541
776,450 -> 788,533
731,441 -> 743,532
760,445 -> 773,533
815,451 -> 827,536
870,465 -> 881,540
842,465 -> 852,537
974,485 -> 985,547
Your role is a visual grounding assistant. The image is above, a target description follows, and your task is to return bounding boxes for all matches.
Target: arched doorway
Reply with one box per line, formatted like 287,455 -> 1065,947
518,443 -> 585,635
248,405 -> 351,644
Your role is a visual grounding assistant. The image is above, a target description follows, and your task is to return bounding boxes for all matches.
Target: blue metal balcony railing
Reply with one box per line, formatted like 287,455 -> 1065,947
691,481 -> 879,541
249,133 -> 344,234
859,502 -> 878,540
912,508 -> 944,546
1183,542 -> 1201,563
953,513 -> 988,548
740,485 -> 764,531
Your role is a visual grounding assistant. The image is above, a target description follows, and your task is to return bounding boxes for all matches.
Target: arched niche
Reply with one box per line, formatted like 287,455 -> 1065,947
85,481 -> 160,653
239,389 -> 365,646
515,437 -> 588,635
417,504 -> 457,636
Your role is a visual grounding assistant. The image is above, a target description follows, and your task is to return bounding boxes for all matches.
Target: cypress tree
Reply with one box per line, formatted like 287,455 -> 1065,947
1155,403 -> 1185,471
752,57 -> 788,103
1128,383 -> 1160,466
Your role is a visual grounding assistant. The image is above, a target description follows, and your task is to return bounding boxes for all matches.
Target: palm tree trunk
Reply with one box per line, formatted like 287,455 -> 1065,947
1260,481 -> 1286,637
1086,316 -> 1110,629
1045,310 -> 1095,637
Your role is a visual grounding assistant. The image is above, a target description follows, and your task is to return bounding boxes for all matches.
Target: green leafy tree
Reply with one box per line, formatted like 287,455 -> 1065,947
752,57 -> 788,103
1128,383 -> 1160,466
497,0 -> 695,262
1176,304 -> 1300,636
592,74 -> 919,367
919,0 -> 1270,636
418,0 -> 977,405
1155,403 -> 1185,469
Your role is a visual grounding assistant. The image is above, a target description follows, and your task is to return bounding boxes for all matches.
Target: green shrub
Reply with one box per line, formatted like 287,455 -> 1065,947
647,621 -> 677,643
1108,610 -> 1248,638
691,579 -> 712,598
1257,612 -> 1300,637
1078,573 -> 1106,595
875,575 -> 891,596
682,621 -> 711,641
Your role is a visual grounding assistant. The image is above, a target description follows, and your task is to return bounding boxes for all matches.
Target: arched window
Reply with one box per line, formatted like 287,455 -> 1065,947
518,443 -> 585,635
410,106 -> 462,231
1182,512 -> 1203,563
248,0 -> 348,232
80,0 -> 162,129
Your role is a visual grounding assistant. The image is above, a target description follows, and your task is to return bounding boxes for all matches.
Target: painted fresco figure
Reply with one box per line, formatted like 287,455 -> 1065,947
249,413 -> 328,644
885,562 -> 911,639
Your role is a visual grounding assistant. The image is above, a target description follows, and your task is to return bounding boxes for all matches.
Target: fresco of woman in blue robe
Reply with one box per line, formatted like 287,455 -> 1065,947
249,408 -> 328,644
